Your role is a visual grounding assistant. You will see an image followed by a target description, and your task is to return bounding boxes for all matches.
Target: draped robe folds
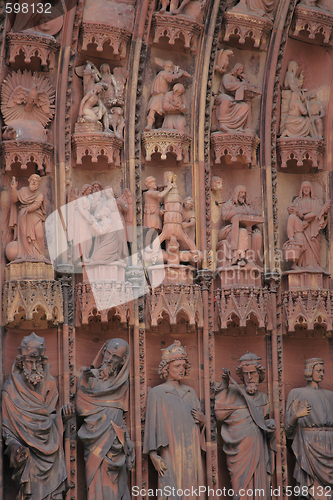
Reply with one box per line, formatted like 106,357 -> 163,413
287,195 -> 328,269
68,195 -> 93,263
215,384 -> 274,500
9,186 -> 46,260
76,349 -> 132,500
214,74 -> 250,132
285,386 -> 333,490
233,0 -> 275,16
143,381 -> 205,500
148,71 -> 178,117
2,363 -> 67,500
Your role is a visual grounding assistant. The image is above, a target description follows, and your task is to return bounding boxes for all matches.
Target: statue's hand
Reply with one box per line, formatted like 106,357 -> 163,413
62,403 -> 75,423
295,400 -> 311,419
265,419 -> 276,435
20,207 -> 29,217
126,440 -> 135,470
191,409 -> 205,426
150,453 -> 168,476
221,367 -> 230,381
11,176 -> 18,190
82,367 -> 96,380
15,445 -> 29,465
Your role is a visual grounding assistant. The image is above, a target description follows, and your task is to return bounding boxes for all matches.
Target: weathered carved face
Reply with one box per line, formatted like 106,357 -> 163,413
147,179 -> 157,190
242,364 -> 259,394
238,188 -> 247,204
29,178 -> 40,192
301,182 -> 311,197
98,342 -> 126,381
164,62 -> 174,74
23,355 -> 45,386
312,363 -> 324,383
167,359 -> 186,382
184,198 -> 194,209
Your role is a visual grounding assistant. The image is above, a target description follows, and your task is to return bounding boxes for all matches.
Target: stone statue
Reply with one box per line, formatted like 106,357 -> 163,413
77,338 -> 135,500
108,107 -> 125,138
2,333 -> 75,500
213,63 -> 259,133
280,61 -> 305,134
145,59 -> 191,131
68,184 -> 94,264
229,0 -> 275,18
215,49 -> 234,75
6,175 -> 47,262
307,92 -> 325,139
285,358 -> 333,496
78,82 -> 110,132
143,340 -> 205,499
1,70 -> 55,142
143,175 -> 173,245
216,185 -> 263,267
280,90 -> 323,139
162,83 -> 187,131
180,196 -> 196,249
215,352 -> 276,500
283,181 -> 330,270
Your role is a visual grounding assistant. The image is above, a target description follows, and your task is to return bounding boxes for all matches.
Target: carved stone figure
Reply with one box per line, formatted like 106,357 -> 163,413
180,196 -> 196,249
280,61 -> 305,134
229,0 -> 275,18
145,59 -> 191,130
215,352 -> 276,500
216,185 -> 263,267
77,338 -> 135,500
143,175 -> 173,243
6,175 -> 47,262
283,181 -> 330,270
162,83 -> 187,131
307,92 -> 324,139
1,69 -> 55,142
285,358 -> 333,496
68,184 -> 94,264
143,340 -> 205,500
213,63 -> 259,133
109,107 -> 125,138
78,82 -> 110,131
280,91 -> 313,138
215,49 -> 234,75
2,333 -> 74,500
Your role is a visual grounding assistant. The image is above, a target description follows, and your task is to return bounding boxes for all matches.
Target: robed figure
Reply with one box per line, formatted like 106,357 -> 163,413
143,341 -> 205,500
215,353 -> 276,500
285,358 -> 333,497
2,333 -> 74,500
76,338 -> 134,500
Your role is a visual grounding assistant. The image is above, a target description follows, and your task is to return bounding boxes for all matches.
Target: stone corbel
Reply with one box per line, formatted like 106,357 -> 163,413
151,13 -> 203,52
282,289 -> 332,335
1,140 -> 53,172
142,130 -> 191,163
222,12 -> 273,50
276,137 -> 325,169
80,22 -> 131,59
72,123 -> 123,168
290,5 -> 333,45
211,131 -> 259,166
7,32 -> 59,69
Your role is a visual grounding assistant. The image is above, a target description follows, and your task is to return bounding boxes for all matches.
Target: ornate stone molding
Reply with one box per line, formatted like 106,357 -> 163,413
222,12 -> 273,50
3,279 -> 64,326
211,131 -> 259,166
214,287 -> 272,331
147,284 -> 204,328
277,137 -> 325,169
75,282 -> 134,326
290,5 -> 333,45
7,32 -> 59,69
142,129 -> 191,163
151,13 -> 203,52
282,289 -> 332,334
80,22 -> 131,58
72,125 -> 122,167
1,140 -> 53,172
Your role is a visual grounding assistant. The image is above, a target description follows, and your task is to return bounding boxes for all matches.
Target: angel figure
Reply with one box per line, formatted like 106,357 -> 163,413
75,61 -> 101,96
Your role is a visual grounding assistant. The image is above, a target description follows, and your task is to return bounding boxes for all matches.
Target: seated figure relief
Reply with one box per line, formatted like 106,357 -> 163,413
228,0 -> 275,18
283,181 -> 330,271
216,185 -> 263,268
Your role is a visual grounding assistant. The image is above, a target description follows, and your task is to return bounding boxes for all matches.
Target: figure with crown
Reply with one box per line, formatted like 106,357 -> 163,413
2,333 -> 74,500
215,352 -> 276,500
143,341 -> 205,500
285,358 -> 333,499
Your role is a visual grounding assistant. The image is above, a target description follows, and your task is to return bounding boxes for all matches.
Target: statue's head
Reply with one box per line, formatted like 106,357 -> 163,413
163,61 -> 174,73
288,61 -> 298,75
236,352 -> 265,395
231,63 -> 244,76
173,83 -> 185,96
80,184 -> 92,196
183,196 -> 194,209
91,181 -> 103,193
100,63 -> 110,74
158,340 -> 191,380
28,174 -> 41,192
144,176 -> 157,190
231,185 -> 248,206
99,338 -> 129,380
299,181 -> 313,199
211,176 -> 223,192
304,358 -> 324,383
16,332 -> 48,386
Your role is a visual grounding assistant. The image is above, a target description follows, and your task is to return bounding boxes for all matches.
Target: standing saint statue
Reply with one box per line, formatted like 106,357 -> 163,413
2,333 -> 74,500
283,181 -> 330,270
215,352 -> 276,500
76,338 -> 134,500
143,340 -> 205,500
6,175 -> 47,262
285,358 -> 333,498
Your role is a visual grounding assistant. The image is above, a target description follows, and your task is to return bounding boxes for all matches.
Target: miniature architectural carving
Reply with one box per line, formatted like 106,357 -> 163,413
278,61 -> 325,168
143,341 -> 205,496
283,181 -> 330,271
77,338 -> 135,500
1,70 -> 55,171
216,185 -> 263,269
222,0 -> 274,49
290,1 -> 333,45
80,23 -> 131,58
215,353 -> 276,500
7,32 -> 59,70
282,290 -> 332,333
5,175 -> 47,263
285,358 -> 333,492
211,62 -> 260,165
2,333 -> 74,499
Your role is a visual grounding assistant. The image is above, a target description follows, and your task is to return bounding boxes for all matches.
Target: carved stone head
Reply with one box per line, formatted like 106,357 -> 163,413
304,357 -> 324,382
236,352 -> 265,394
28,174 -> 42,192
158,340 -> 191,379
99,338 -> 129,380
16,333 -> 48,386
